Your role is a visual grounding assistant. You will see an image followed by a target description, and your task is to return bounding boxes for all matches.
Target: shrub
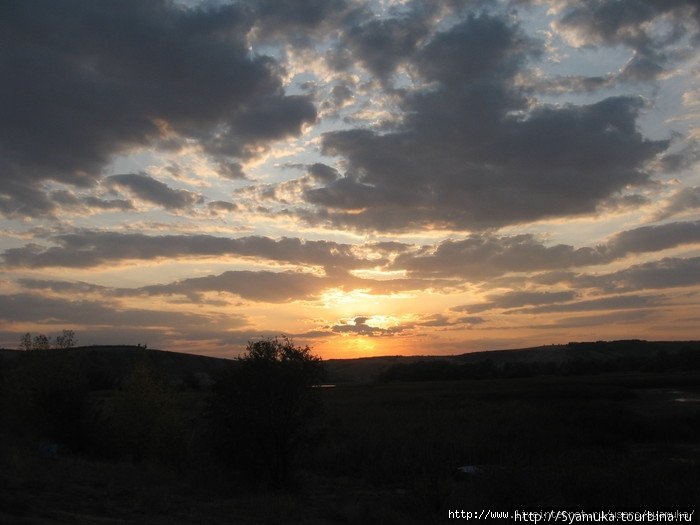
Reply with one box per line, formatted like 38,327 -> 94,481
105,362 -> 185,464
2,351 -> 89,450
208,337 -> 324,488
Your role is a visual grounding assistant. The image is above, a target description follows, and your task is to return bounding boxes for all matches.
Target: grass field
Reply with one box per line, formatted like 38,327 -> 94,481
1,348 -> 698,523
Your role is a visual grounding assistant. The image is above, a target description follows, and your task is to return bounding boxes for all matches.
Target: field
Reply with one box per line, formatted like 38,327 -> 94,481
315,372 -> 699,515
0,346 -> 698,523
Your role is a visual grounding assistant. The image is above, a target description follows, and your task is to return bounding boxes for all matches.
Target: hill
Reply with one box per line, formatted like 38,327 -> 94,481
324,340 -> 700,383
2,339 -> 699,385
0,345 -> 232,389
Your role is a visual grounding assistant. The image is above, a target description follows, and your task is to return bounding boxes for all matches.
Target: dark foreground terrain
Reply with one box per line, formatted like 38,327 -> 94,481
1,342 -> 698,523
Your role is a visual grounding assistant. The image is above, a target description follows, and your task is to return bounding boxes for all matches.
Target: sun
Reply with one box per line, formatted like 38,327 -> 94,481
335,336 -> 377,356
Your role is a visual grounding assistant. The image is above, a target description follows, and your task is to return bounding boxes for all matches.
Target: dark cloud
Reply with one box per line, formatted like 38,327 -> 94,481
307,163 -> 340,183
653,187 -> 700,220
302,13 -> 667,231
456,316 -> 487,326
511,294 -> 663,314
108,174 -> 202,209
553,0 -> 700,82
331,316 -> 405,336
535,309 -> 656,329
139,270 -> 331,303
659,142 -> 700,174
207,200 -> 238,216
574,257 -> 700,293
392,220 -> 700,280
392,234 -> 608,279
82,196 -> 135,212
15,269 -> 452,307
217,161 -> 248,180
135,268 -> 451,303
337,12 -> 431,82
454,290 -> 578,313
0,0 -> 315,217
328,83 -> 354,109
415,313 -> 454,327
208,95 -> 316,157
1,231 -> 367,270
525,74 -> 615,95
0,180 -> 58,218
5,221 -> 699,292
606,220 -> 700,256
414,11 -> 539,86
50,190 -> 134,213
0,293 -> 233,328
244,0 -> 357,45
18,278 -> 109,295
416,313 -> 487,327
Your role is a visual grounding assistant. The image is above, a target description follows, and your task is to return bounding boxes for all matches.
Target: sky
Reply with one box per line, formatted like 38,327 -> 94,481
1,0 -> 700,358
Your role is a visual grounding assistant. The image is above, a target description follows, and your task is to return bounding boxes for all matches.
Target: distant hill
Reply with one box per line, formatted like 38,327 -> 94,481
0,345 -> 232,389
2,340 -> 699,386
324,340 -> 700,383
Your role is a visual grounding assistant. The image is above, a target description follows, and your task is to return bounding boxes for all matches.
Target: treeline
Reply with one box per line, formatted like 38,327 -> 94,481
0,337 -> 324,489
18,330 -> 77,351
379,344 -> 700,383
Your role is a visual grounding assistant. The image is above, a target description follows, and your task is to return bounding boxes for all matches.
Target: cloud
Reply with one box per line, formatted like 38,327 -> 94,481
0,0 -> 316,217
15,266 -> 450,308
512,294 -> 663,315
653,187 -> 700,220
320,83 -> 355,114
659,143 -> 700,174
392,234 -> 608,279
606,220 -> 700,256
454,290 -> 578,313
574,257 -> 700,293
49,190 -> 135,214
6,221 -> 699,285
335,10 -> 431,83
108,173 -> 202,209
134,267 -> 453,304
18,278 -> 109,296
391,220 -> 700,280
331,315 -> 405,336
536,309 -> 656,329
1,231 -> 368,270
524,74 -> 615,95
207,200 -> 238,216
244,0 -> 356,45
217,161 -> 248,180
415,313 -> 487,327
307,163 -> 340,183
0,293 -> 234,328
0,180 -> 60,219
138,270 -> 332,303
551,0 -> 700,82
300,13 -> 667,232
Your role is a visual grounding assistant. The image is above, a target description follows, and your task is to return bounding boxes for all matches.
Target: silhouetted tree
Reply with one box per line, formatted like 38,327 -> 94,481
208,337 -> 324,488
19,332 -> 32,351
55,329 -> 76,349
32,334 -> 51,350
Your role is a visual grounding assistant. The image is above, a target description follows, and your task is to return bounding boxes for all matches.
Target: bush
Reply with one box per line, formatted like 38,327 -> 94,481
208,337 -> 324,488
2,351 -> 89,450
104,362 -> 185,464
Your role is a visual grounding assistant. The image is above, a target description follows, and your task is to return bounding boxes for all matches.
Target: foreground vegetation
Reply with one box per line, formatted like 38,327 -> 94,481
0,341 -> 698,523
